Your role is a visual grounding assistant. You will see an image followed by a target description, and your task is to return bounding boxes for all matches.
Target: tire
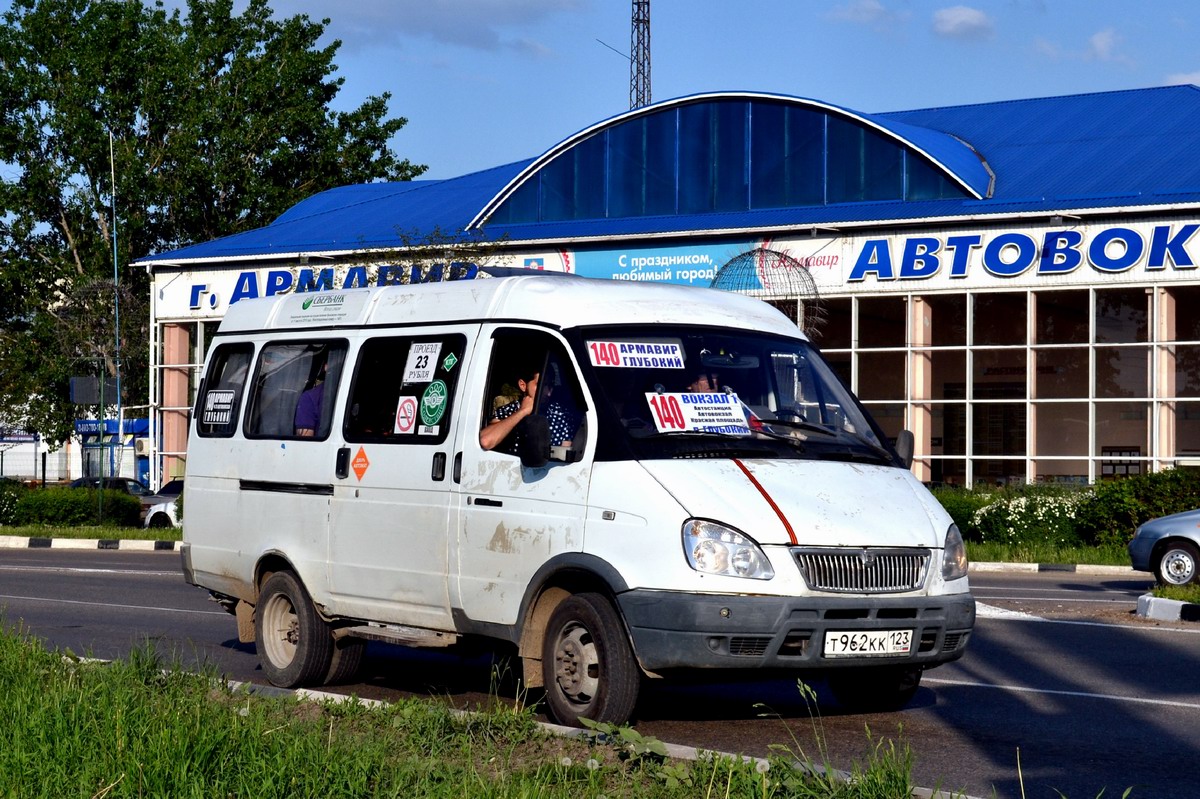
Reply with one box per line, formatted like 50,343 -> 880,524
1155,540 -> 1200,586
541,592 -> 640,727
324,637 -> 366,685
255,571 -> 334,688
147,512 -> 172,529
827,665 -> 923,713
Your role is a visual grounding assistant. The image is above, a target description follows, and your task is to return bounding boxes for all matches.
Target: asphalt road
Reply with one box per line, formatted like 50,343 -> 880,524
0,548 -> 1195,799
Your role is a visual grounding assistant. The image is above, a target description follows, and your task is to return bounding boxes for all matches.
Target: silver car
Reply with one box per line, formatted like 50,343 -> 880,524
1128,508 -> 1200,585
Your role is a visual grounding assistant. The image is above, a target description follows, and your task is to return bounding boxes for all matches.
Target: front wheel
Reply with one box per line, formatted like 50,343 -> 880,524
541,593 -> 640,727
255,571 -> 334,688
1155,541 -> 1200,585
827,665 -> 923,713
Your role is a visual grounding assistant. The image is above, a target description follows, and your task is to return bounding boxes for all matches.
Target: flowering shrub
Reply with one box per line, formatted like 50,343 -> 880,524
0,480 -> 28,525
971,489 -> 1091,547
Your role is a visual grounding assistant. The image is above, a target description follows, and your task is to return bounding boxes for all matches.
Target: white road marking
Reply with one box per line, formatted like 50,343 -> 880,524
924,676 -> 1200,710
0,564 -> 178,577
976,601 -> 1200,634
0,593 -> 225,616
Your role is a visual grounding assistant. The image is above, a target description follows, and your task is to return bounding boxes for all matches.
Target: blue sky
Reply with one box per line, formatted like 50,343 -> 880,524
15,0 -> 1200,182
267,0 -> 1200,179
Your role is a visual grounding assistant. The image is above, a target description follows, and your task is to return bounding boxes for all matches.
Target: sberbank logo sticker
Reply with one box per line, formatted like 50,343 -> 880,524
421,380 -> 448,426
299,293 -> 345,311
442,352 -> 458,372
287,292 -> 352,325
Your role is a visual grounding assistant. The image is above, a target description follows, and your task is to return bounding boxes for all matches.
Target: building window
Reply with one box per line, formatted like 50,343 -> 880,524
857,296 -> 906,348
974,293 -> 1026,346
1035,290 -> 1088,344
1096,288 -> 1149,343
488,98 -> 970,225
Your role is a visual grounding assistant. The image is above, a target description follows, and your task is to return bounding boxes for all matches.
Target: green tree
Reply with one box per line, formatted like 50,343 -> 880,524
0,0 -> 425,444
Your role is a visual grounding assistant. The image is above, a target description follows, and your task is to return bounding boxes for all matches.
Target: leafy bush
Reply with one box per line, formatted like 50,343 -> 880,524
13,487 -> 140,527
1074,468 -> 1200,548
0,480 -> 28,525
930,486 -> 997,541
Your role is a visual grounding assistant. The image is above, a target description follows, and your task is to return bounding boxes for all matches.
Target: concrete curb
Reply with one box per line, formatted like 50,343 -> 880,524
1135,593 -> 1200,622
0,534 -> 178,551
970,561 -> 1134,575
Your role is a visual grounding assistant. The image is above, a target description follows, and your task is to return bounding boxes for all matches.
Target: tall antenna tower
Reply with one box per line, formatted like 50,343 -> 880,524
630,0 -> 650,109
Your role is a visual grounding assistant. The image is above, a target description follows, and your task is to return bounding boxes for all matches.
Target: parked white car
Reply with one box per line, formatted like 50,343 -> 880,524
143,479 -> 183,529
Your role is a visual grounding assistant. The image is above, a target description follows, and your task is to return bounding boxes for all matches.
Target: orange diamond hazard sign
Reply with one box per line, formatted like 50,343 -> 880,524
352,446 -> 370,481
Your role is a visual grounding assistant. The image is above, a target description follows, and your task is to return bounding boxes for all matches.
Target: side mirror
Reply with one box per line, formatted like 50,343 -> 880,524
893,429 -> 914,469
519,416 -> 550,468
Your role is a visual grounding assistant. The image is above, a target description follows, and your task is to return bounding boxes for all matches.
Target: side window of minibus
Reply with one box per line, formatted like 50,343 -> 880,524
343,334 -> 467,444
245,340 -> 348,440
480,330 -> 587,459
195,343 -> 254,438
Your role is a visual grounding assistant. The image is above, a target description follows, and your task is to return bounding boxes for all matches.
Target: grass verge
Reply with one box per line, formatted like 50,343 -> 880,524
1151,583 -> 1200,603
965,541 -> 1128,566
0,625 -> 927,799
0,523 -> 182,542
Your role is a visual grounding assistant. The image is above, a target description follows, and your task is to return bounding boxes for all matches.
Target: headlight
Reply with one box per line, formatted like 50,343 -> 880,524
682,519 -> 775,580
941,523 -> 969,581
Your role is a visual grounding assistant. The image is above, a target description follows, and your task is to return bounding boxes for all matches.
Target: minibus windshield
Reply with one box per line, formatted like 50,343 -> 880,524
575,325 -> 895,464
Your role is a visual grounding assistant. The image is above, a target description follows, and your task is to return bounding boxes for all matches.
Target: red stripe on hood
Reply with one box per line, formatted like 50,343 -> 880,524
732,458 -> 797,545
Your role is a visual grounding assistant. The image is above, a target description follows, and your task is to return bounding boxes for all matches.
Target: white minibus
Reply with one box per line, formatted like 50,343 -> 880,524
181,273 -> 974,726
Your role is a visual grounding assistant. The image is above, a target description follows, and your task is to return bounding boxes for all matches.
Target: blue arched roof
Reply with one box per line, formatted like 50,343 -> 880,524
136,85 -> 1200,266
470,91 -> 992,229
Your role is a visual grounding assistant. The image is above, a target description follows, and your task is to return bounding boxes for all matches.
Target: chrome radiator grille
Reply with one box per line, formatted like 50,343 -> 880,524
792,548 -> 930,594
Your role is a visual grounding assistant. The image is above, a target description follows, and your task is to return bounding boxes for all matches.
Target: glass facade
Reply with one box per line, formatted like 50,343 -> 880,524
488,98 -> 970,225
808,286 -> 1200,486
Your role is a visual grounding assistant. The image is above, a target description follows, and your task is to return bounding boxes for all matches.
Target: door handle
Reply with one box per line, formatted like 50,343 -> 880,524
335,447 -> 350,479
453,452 -> 462,483
431,452 -> 446,481
472,497 -> 502,507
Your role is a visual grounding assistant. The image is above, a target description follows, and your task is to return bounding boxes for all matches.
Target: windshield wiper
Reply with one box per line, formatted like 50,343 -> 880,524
759,417 -> 839,437
760,418 -> 896,463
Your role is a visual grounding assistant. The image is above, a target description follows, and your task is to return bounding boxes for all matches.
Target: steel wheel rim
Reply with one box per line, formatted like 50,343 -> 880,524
261,592 -> 299,667
553,621 -> 599,705
1163,550 -> 1196,585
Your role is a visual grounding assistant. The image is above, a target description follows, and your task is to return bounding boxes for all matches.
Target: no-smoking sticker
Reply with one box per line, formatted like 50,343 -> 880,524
394,396 -> 418,434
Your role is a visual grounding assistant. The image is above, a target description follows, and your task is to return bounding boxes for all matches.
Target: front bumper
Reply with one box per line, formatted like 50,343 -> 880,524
617,589 -> 975,672
1128,534 -> 1156,572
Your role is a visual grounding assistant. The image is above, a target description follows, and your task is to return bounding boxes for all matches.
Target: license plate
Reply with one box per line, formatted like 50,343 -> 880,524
823,629 -> 913,658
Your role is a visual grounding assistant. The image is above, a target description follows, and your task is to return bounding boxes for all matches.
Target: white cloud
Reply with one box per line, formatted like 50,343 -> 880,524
1032,37 -> 1060,59
1087,28 -> 1120,61
1164,71 -> 1200,86
1083,28 -> 1134,66
826,0 -> 908,28
932,6 -> 993,40
828,0 -> 889,24
1034,28 -> 1133,68
270,0 -> 587,54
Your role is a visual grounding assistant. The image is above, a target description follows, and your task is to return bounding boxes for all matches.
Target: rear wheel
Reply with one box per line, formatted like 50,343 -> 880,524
827,665 -> 922,713
255,571 -> 333,688
1155,540 -> 1200,585
324,637 -> 366,685
541,593 -> 640,727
